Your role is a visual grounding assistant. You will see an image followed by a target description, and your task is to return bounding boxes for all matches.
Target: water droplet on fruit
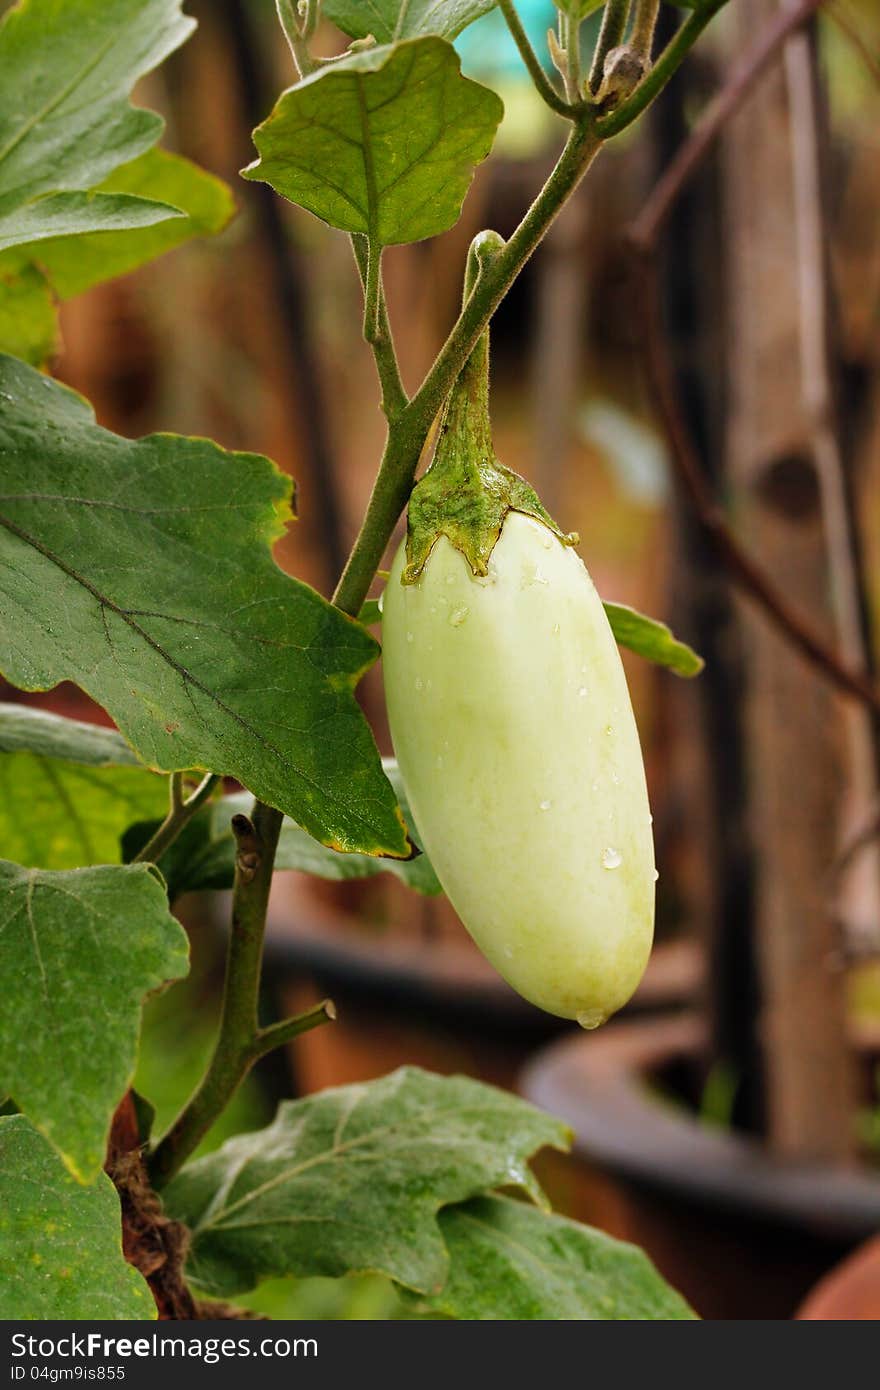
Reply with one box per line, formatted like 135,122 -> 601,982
449,606 -> 469,627
542,535 -> 552,550
446,574 -> 455,585
552,622 -> 560,636
405,631 -> 413,643
578,686 -> 588,698
648,813 -> 653,825
414,676 -> 423,691
605,724 -> 614,736
611,771 -> 620,785
653,868 -> 660,882
577,1008 -> 606,1031
602,846 -> 622,870
436,755 -> 444,769
503,946 -> 513,960
539,799 -> 552,811
591,778 -> 600,792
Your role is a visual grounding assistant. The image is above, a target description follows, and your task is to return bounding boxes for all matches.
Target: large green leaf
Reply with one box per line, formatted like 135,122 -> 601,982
124,759 -> 441,898
164,1067 -> 569,1297
0,859 -> 189,1181
244,38 -> 503,245
2,148 -> 235,301
0,190 -> 182,255
0,1115 -> 155,1319
0,0 -> 193,218
0,704 -> 169,868
0,150 -> 233,365
324,0 -> 497,42
425,1195 -> 697,1319
0,355 -> 408,856
604,601 -> 704,677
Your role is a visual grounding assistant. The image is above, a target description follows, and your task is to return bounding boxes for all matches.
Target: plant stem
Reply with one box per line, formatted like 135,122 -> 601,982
362,238 -> 382,345
588,0 -> 630,94
275,0 -> 303,62
133,771 -> 219,865
596,4 -> 727,137
333,117 -> 602,617
351,237 -> 407,417
629,0 -> 661,64
148,801 -> 334,1188
566,11 -> 582,101
497,0 -> 577,116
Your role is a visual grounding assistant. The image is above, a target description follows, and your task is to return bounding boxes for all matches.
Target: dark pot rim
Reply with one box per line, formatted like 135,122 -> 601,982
262,896 -> 700,1040
520,1014 -> 880,1243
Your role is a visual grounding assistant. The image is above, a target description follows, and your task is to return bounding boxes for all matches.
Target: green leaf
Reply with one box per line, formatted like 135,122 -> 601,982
19,148 -> 236,300
0,190 -> 182,255
424,1195 -> 698,1319
324,0 -> 497,42
0,1115 -> 155,1319
0,859 -> 189,1181
603,601 -> 704,677
163,1066 -> 569,1297
243,38 -> 503,246
0,263 -> 57,365
0,0 -> 194,221
0,354 -> 408,856
123,759 -> 441,898
0,703 -> 169,869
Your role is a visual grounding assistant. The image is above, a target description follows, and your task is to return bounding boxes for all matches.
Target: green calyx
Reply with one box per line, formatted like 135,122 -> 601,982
403,233 -> 577,585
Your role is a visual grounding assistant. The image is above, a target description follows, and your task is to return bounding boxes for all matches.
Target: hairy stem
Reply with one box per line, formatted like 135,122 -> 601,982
351,237 -> 407,417
497,0 -> 576,116
629,0 -> 661,64
148,801 -> 334,1188
566,10 -> 582,101
275,0 -> 304,62
589,0 -> 630,94
363,238 -> 382,345
133,772 -> 219,866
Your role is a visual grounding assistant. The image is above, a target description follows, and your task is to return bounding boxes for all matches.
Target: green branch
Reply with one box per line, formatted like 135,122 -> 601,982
362,237 -> 382,346
629,0 -> 662,64
497,0 -> 578,117
132,770 -> 218,866
333,117 -> 603,617
351,236 -> 407,418
588,0 -> 630,94
148,800 -> 335,1188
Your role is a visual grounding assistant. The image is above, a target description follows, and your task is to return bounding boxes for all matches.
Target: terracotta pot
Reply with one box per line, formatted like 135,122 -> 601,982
520,1015 -> 880,1320
796,1236 -> 880,1319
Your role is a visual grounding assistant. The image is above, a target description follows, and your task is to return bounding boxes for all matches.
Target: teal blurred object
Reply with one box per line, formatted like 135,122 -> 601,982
456,1 -> 559,80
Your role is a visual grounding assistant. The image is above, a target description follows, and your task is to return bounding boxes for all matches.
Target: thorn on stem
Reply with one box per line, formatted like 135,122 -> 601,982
231,813 -> 262,882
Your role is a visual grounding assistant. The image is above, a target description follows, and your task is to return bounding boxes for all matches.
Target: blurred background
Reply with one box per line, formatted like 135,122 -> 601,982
4,0 -> 880,1319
